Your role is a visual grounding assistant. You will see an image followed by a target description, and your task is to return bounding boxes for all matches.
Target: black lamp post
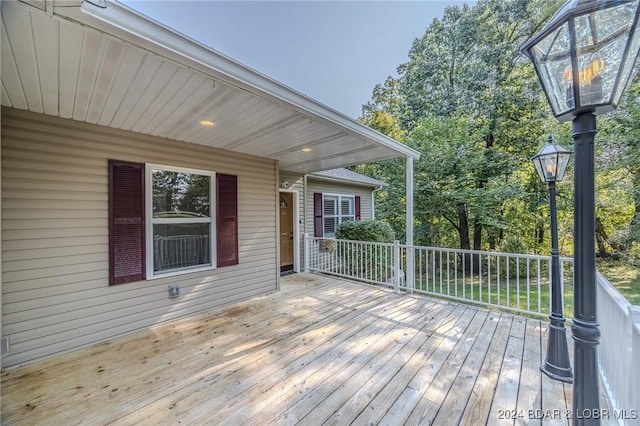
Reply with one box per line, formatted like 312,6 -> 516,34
521,1 -> 640,423
532,135 -> 573,383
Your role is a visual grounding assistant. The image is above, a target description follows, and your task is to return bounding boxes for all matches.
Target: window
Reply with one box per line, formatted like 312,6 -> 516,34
314,193 -> 361,238
109,160 -> 238,285
147,166 -> 214,276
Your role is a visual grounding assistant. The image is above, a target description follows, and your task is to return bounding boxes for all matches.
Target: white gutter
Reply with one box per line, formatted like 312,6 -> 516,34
60,0 -> 420,161
307,174 -> 388,189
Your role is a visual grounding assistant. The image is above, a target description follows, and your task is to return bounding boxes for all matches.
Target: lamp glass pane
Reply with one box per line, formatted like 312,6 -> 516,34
539,154 -> 560,181
575,5 -> 635,108
530,22 -> 573,116
555,151 -> 570,182
533,157 -> 546,182
613,2 -> 640,105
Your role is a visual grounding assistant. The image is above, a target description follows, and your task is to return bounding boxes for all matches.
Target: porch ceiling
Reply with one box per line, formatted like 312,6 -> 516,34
0,1 -> 419,173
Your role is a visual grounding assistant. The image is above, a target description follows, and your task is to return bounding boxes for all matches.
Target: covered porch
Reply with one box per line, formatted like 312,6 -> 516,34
3,273 -> 612,425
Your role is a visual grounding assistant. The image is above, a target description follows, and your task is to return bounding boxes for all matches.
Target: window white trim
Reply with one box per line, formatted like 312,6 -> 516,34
145,164 -> 216,279
322,193 -> 355,238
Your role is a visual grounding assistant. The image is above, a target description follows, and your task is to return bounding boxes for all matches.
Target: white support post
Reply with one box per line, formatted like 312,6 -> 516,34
406,156 -> 415,293
304,233 -> 310,272
393,240 -> 400,294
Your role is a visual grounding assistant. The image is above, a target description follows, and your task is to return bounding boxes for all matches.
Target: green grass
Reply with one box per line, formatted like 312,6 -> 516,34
411,259 -> 639,319
413,271 -> 575,318
597,259 -> 640,306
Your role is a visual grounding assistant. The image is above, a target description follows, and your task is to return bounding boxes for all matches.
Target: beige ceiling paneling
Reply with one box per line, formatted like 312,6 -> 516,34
32,11 -> 59,116
96,47 -> 146,127
85,39 -> 126,125
1,1 -> 417,173
3,4 -> 43,113
58,22 -> 84,119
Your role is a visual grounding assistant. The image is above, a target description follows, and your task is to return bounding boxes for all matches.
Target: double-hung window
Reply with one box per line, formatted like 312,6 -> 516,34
322,194 -> 355,238
108,159 -> 238,285
147,165 -> 214,277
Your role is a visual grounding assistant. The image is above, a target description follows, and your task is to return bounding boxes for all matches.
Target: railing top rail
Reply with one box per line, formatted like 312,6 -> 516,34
404,244 -> 574,262
597,271 -> 638,312
306,236 -> 396,249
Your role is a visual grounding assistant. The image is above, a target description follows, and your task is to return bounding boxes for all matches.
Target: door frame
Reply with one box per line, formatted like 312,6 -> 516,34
279,189 -> 300,273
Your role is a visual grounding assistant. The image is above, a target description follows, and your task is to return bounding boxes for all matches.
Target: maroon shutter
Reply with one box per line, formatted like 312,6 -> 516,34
355,196 -> 361,220
217,174 -> 239,267
109,160 -> 145,285
314,193 -> 323,237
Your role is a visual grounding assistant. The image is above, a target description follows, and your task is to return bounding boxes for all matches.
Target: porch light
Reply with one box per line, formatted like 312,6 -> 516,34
531,136 -> 573,384
522,0 -> 640,423
199,119 -> 216,127
301,147 -> 312,152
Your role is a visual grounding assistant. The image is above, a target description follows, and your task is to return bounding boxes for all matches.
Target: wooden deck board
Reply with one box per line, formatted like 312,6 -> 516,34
458,313 -> 514,426
515,318 -> 543,426
2,273 -> 611,425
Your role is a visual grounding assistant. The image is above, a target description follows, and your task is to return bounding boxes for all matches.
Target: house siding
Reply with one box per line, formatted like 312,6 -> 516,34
1,107 -> 278,368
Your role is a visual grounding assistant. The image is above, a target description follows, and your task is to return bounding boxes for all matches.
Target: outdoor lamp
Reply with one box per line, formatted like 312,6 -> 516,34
531,135 -> 572,182
532,136 -> 573,384
521,0 -> 640,123
522,1 -> 640,424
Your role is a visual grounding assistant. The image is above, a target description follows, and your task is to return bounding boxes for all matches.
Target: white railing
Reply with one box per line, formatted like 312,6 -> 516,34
305,235 -> 640,420
597,272 -> 640,425
305,235 -> 573,319
304,237 -> 405,291
411,245 -> 574,318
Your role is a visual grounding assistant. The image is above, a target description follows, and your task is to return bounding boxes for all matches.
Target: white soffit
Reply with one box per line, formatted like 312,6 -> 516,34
0,0 -> 419,173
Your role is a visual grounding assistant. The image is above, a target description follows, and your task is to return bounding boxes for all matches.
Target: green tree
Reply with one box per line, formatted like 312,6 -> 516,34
397,0 -> 561,251
598,74 -> 640,251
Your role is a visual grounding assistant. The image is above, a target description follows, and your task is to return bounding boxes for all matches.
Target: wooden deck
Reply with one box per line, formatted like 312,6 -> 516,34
1,273 -> 613,425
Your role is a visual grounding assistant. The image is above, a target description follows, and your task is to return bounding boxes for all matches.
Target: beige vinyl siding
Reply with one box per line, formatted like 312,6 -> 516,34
1,107 -> 278,369
304,179 -> 374,238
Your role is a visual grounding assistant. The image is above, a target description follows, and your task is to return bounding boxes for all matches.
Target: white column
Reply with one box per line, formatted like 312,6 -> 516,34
406,156 -> 415,293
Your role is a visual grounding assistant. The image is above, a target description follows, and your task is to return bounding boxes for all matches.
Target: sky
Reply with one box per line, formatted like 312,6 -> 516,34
121,1 -> 472,119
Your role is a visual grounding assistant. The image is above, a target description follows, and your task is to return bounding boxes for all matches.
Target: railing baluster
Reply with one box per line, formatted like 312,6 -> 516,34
506,255 -> 510,309
516,257 -> 520,310
439,249 -> 443,294
537,258 -> 542,314
488,254 -> 492,305
470,252 -> 474,301
447,250 -> 451,295
453,253 -> 458,297
497,254 -> 501,306
462,252 -> 466,299
479,253 -> 483,303
432,250 -> 436,293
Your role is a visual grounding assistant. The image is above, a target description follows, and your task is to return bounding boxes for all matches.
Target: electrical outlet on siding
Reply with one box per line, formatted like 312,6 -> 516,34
168,284 -> 180,299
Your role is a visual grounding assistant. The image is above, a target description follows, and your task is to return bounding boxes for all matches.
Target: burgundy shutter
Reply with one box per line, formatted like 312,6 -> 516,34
109,160 -> 145,285
314,193 -> 323,237
355,196 -> 361,220
217,174 -> 239,267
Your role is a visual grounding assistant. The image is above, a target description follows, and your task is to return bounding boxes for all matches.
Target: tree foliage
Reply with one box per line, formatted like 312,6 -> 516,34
357,0 -> 639,261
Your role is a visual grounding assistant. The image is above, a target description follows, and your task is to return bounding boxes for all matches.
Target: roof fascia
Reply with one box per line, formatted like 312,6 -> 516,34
307,174 -> 388,188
